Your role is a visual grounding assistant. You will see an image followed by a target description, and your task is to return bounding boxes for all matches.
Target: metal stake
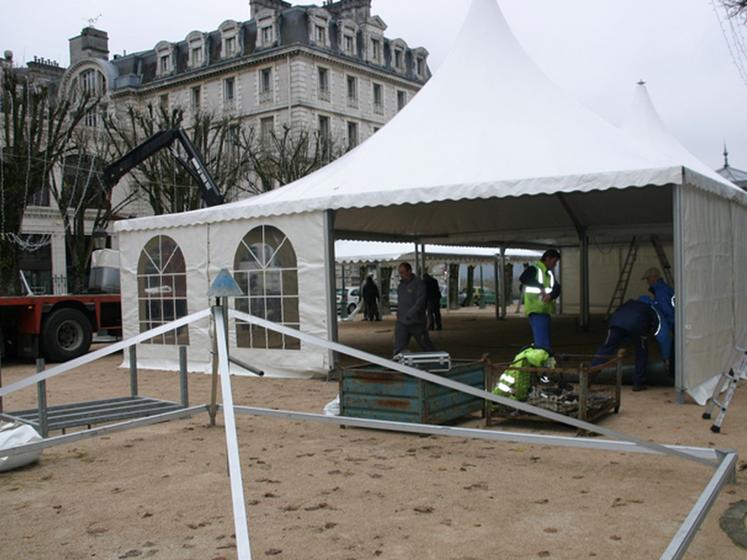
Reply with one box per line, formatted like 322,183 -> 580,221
179,345 -> 189,407
129,346 -> 138,397
36,358 -> 48,438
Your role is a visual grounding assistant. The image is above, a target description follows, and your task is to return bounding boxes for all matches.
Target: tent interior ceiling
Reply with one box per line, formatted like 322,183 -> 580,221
334,185 -> 674,247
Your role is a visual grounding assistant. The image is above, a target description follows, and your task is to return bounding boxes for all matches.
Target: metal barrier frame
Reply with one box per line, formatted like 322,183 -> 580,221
0,305 -> 739,560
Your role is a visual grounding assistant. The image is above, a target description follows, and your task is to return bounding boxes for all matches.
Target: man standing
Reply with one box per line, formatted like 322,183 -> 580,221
423,272 -> 442,331
361,275 -> 381,321
642,267 -> 674,327
519,249 -> 561,351
394,262 -> 434,355
592,298 -> 673,391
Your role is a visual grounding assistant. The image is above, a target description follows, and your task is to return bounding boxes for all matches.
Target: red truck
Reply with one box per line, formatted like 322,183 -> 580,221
0,293 -> 122,361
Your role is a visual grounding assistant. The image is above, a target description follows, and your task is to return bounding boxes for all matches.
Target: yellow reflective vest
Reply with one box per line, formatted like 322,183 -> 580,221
523,261 -> 556,316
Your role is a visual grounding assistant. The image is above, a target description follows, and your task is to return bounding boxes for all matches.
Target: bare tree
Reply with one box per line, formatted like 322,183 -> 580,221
0,67 -> 99,295
103,105 -> 255,214
245,124 -> 344,192
49,128 -> 138,293
722,0 -> 747,19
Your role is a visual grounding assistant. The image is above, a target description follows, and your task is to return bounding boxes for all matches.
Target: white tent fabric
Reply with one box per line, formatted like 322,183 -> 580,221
114,0 -> 747,400
116,0 -> 745,235
335,241 -> 539,266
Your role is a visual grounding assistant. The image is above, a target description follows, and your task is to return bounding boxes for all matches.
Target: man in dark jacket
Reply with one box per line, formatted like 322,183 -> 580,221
591,298 -> 672,391
361,275 -> 381,321
394,262 -> 434,355
423,272 -> 442,331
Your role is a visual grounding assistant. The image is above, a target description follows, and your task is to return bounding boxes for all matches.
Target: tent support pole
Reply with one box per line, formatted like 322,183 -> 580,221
557,194 -> 590,330
420,243 -> 427,276
414,243 -> 420,276
674,181 -> 686,404
323,210 -> 339,374
500,247 -> 507,319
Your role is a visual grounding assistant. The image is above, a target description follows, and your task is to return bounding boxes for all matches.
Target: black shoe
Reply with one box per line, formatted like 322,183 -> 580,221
632,385 -> 648,392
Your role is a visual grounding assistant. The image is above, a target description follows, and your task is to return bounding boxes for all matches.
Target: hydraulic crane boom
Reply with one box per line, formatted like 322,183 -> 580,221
103,128 -> 225,207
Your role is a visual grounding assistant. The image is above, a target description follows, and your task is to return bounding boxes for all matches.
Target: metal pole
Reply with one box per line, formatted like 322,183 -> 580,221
209,298 -> 220,426
500,248 -> 507,319
673,182 -> 686,404
0,351 -> 3,414
494,258 -> 501,321
179,345 -> 189,407
323,210 -> 338,372
580,232 -> 590,331
414,243 -> 420,276
129,346 -> 138,398
421,244 -> 427,276
340,264 -> 347,319
36,358 -> 48,438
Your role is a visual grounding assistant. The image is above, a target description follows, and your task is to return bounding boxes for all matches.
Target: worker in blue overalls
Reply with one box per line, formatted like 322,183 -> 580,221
519,249 -> 561,352
642,267 -> 675,374
592,297 -> 673,391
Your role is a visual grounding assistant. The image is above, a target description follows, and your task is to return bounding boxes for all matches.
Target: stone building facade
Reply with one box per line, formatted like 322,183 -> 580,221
7,0 -> 431,294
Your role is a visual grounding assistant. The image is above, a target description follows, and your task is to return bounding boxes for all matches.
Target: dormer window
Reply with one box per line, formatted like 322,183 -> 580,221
155,41 -> 174,76
220,20 -> 241,58
371,38 -> 381,63
417,57 -> 424,77
190,46 -> 203,66
394,49 -> 403,70
315,25 -> 326,46
344,34 -> 355,55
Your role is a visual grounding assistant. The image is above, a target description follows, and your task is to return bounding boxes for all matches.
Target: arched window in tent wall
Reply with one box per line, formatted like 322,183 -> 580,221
234,226 -> 300,350
137,235 -> 189,345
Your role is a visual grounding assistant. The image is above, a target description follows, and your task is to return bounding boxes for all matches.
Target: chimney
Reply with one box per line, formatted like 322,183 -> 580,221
69,27 -> 109,65
250,0 -> 291,18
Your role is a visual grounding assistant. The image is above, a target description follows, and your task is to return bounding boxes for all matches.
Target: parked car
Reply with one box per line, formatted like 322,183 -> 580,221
336,287 -> 361,315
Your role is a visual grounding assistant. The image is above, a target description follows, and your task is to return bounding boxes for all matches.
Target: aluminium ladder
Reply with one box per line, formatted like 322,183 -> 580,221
702,347 -> 747,433
605,235 -> 674,318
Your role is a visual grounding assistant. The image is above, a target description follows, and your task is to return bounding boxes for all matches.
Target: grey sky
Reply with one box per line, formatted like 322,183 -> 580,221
1,0 -> 745,170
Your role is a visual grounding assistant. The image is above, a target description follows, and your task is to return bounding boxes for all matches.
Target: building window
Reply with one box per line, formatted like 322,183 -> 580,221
371,38 -> 381,63
234,226 -> 300,350
137,235 -> 189,345
224,77 -> 236,107
373,83 -> 383,115
191,86 -> 201,112
159,93 -> 169,112
397,90 -> 407,111
373,126 -> 380,134
190,46 -> 203,67
416,57 -> 425,77
261,25 -> 273,46
260,67 -> 273,103
344,34 -> 354,55
318,115 -> 330,139
224,36 -> 237,57
394,49 -> 403,70
260,116 -> 274,147
79,69 -> 105,96
318,67 -> 329,101
347,121 -> 358,150
315,25 -> 327,46
347,75 -> 358,108
159,54 -> 170,74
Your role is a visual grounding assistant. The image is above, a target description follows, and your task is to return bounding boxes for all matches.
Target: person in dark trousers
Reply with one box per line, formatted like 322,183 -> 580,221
361,275 -> 381,321
591,298 -> 673,391
393,262 -> 435,355
519,249 -> 561,352
423,272 -> 442,331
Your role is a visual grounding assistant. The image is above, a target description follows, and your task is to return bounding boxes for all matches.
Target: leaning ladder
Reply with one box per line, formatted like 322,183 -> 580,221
606,237 -> 639,318
702,348 -> 747,433
650,235 -> 674,286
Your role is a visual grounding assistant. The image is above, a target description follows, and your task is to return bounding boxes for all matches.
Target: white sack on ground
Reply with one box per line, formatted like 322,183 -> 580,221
0,422 -> 42,472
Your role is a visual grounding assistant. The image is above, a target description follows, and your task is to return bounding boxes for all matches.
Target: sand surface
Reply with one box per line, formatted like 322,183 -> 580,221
1,311 -> 746,560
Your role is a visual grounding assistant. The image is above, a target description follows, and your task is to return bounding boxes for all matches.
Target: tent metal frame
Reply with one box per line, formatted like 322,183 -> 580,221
0,305 -> 738,560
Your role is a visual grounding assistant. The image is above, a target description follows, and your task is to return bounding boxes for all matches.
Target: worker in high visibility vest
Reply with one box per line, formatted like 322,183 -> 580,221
519,250 -> 561,351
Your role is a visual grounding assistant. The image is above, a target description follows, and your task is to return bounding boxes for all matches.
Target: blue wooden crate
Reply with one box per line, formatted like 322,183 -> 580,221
340,361 -> 486,425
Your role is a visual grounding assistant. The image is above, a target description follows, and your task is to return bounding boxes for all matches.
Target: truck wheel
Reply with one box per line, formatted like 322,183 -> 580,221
42,308 -> 93,362
347,303 -> 357,315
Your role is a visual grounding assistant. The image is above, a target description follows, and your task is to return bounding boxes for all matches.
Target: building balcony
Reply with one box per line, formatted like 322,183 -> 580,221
373,103 -> 384,115
347,96 -> 358,109
318,89 -> 331,102
259,90 -> 273,104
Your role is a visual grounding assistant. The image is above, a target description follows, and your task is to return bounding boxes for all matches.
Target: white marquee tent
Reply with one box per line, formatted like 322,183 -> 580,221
115,0 -> 747,403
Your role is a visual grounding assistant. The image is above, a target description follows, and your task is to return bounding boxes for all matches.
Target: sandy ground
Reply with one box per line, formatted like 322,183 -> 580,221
1,310 -> 746,560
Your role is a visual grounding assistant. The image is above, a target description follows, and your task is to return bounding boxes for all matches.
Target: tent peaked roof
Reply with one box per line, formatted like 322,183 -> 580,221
116,0 -> 743,233
621,82 -> 739,190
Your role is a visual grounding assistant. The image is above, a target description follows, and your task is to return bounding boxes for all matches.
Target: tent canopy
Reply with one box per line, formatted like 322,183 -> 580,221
116,0 -> 745,242
335,241 -> 540,266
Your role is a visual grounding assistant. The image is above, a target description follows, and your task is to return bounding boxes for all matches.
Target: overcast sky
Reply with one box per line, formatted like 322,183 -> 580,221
2,0 -> 745,170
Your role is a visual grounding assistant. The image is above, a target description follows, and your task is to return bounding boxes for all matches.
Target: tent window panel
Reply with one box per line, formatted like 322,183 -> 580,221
137,235 -> 190,345
234,225 -> 299,350
284,328 -> 301,350
282,270 -> 298,296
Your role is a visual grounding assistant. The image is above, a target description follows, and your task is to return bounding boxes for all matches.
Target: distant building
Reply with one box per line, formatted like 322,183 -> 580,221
5,0 -> 431,294
716,146 -> 747,191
